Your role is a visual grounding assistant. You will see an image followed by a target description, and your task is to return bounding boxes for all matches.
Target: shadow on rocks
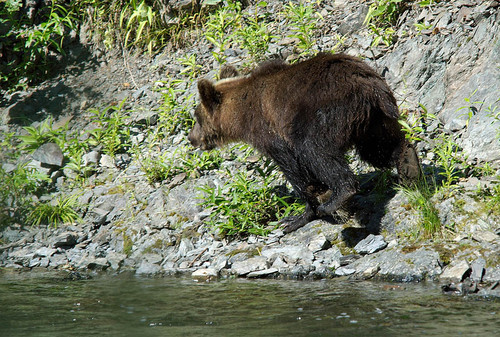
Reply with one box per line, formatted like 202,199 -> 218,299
2,41 -> 101,126
340,171 -> 400,248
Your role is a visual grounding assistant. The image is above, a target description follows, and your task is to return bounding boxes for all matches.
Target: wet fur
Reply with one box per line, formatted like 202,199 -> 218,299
188,53 -> 421,233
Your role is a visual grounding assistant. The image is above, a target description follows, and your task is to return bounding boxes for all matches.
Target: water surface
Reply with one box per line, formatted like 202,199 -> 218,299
0,272 -> 498,336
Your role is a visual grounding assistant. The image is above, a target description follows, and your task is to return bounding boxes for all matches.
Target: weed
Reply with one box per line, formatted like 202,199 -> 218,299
457,89 -> 483,128
139,146 -> 223,184
27,194 -> 81,227
204,1 -> 242,65
1,0 -> 76,89
418,0 -> 440,8
120,0 -> 167,54
199,159 -> 303,238
123,232 -> 134,256
413,21 -> 433,34
0,163 -> 51,227
87,98 -> 131,156
398,177 -> 441,237
154,79 -> 195,139
485,183 -> 500,215
17,117 -> 68,152
178,54 -> 203,80
63,148 -> 93,186
433,133 -> 465,189
283,0 -> 322,56
486,98 -> 500,139
235,2 -> 276,64
364,0 -> 408,47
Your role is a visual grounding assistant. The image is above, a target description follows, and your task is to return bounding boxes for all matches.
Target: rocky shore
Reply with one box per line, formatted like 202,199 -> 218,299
1,0 -> 499,296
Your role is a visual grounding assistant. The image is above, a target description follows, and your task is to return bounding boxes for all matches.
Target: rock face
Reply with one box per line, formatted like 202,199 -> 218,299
378,7 -> 500,164
0,0 -> 500,294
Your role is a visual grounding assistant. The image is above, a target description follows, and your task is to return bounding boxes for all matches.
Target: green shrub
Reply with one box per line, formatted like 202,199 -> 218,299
0,0 -> 76,89
0,163 -> 50,227
199,159 -> 303,238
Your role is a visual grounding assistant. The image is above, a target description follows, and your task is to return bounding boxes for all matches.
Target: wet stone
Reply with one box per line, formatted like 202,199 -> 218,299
471,258 -> 486,282
192,268 -> 218,281
35,247 -> 57,258
354,235 -> 388,255
231,256 -> 267,276
247,268 -> 279,278
136,260 -> 161,275
335,266 -> 356,276
440,260 -> 471,283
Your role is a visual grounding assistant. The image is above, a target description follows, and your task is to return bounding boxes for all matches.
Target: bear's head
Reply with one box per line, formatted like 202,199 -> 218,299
188,65 -> 240,150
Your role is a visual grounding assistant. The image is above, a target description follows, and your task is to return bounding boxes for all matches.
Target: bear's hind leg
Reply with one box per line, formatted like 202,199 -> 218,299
312,155 -> 358,218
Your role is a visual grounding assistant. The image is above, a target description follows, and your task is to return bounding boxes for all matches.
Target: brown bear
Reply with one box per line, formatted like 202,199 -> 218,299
188,52 -> 421,233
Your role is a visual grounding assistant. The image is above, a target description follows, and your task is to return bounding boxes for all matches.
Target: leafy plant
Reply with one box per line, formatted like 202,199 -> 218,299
456,89 -> 484,128
204,0 -> 242,65
283,0 -> 322,56
433,134 -> 464,189
364,0 -> 407,47
1,0 -> 77,89
139,146 -> 223,184
155,80 -> 195,138
399,104 -> 437,144
486,98 -> 500,139
413,21 -> 432,34
484,183 -> 500,215
418,0 -> 439,7
27,194 -> 81,227
235,2 -> 275,64
0,163 -> 50,227
119,0 -> 167,54
17,117 -> 67,152
178,54 -> 203,80
87,98 -> 131,156
199,159 -> 303,237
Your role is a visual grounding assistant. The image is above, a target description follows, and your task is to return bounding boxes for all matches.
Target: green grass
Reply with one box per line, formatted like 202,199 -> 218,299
27,194 -> 81,227
398,177 -> 441,238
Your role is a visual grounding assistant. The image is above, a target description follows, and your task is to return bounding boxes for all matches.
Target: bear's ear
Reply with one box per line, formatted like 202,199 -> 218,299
219,65 -> 239,79
198,79 -> 221,114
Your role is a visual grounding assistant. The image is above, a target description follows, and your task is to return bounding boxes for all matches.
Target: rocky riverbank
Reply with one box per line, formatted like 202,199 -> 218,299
1,0 -> 499,296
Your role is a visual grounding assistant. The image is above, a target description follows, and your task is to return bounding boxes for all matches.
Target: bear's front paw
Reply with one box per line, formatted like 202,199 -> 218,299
279,213 -> 315,233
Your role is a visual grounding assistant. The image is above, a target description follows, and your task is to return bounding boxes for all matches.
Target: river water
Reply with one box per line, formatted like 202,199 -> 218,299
0,271 -> 499,336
